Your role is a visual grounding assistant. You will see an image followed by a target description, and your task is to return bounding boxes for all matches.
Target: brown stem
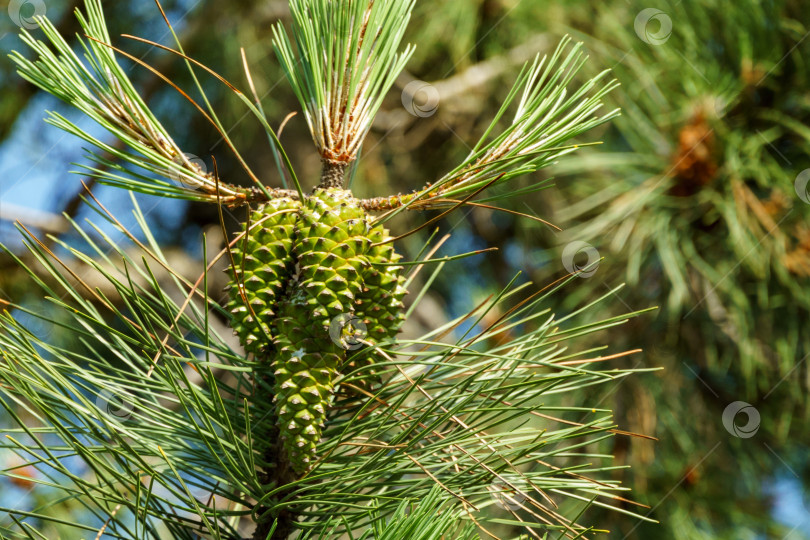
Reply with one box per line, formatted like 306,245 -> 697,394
249,351 -> 300,539
318,160 -> 348,190
250,452 -> 297,540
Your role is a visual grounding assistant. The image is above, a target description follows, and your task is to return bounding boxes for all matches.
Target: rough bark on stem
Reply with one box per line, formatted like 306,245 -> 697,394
318,160 -> 348,190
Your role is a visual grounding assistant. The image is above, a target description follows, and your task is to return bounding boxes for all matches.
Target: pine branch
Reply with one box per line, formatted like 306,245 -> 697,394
1,1 -> 650,538
551,0 -> 810,401
0,194 -> 654,538
8,0 -> 270,206
361,37 -> 619,217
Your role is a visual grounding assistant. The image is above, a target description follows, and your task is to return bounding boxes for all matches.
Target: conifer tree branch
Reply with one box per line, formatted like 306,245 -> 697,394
362,38 -> 619,218
8,3 -> 243,203
0,199 -> 655,537
0,1 -> 651,538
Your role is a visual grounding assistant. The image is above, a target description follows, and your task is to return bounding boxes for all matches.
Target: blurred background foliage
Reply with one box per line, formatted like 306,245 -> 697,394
1,0 -> 808,538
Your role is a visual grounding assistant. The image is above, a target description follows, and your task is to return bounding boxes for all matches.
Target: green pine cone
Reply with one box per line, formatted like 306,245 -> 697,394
273,289 -> 343,474
293,188 -> 371,332
226,198 -> 300,354
358,225 -> 407,342
344,220 -> 407,389
223,188 -> 408,474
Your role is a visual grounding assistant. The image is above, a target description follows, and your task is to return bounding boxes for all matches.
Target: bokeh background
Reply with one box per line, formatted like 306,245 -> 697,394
1,0 -> 808,538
